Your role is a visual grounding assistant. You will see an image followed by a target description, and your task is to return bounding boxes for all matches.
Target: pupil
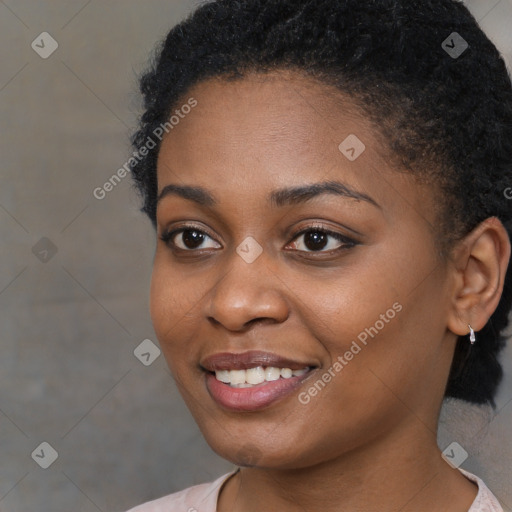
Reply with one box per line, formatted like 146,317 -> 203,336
183,230 -> 204,248
305,231 -> 327,251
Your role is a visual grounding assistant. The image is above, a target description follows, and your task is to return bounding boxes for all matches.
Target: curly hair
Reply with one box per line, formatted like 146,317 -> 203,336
130,0 -> 512,406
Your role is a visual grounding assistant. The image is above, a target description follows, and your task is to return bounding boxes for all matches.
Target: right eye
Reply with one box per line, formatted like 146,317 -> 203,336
159,226 -> 222,251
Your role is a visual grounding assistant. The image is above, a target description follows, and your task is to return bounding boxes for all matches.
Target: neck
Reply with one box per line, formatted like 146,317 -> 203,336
217,421 -> 478,512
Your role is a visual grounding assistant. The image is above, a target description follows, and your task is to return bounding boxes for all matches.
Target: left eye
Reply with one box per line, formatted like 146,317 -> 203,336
286,229 -> 356,253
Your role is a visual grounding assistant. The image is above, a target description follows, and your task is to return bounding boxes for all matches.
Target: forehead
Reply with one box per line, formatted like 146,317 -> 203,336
155,69 -> 438,229
167,69 -> 369,146
158,70 -> 382,182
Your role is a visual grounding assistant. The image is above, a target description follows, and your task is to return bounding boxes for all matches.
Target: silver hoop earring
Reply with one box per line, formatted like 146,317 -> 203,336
468,324 -> 476,345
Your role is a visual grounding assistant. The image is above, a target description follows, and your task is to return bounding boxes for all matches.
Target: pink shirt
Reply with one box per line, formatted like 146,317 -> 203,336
125,468 -> 503,512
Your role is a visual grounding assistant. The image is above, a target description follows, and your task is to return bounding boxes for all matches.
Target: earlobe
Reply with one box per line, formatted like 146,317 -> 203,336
447,217 -> 511,338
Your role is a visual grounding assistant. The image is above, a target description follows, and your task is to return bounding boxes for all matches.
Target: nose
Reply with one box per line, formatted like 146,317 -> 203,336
206,250 -> 289,332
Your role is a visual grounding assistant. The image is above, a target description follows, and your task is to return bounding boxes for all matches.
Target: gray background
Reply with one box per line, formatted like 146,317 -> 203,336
0,1 -> 511,511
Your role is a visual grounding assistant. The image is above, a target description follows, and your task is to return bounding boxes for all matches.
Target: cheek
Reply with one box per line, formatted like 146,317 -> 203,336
150,254 -> 201,328
149,254 -> 218,375
289,246 -> 439,395
149,257 -> 194,363
281,259 -> 401,347
149,260 -> 174,342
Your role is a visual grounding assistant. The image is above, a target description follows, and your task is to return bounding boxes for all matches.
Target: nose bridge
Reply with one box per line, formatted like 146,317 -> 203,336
207,243 -> 289,331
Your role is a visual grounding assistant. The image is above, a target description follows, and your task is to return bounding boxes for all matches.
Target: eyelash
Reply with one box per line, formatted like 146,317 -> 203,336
159,224 -> 358,255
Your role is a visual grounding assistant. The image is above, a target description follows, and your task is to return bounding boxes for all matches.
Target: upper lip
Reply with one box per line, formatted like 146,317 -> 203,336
200,350 -> 315,372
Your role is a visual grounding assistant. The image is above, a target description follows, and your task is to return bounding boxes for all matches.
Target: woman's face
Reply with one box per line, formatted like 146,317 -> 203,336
150,70 -> 457,469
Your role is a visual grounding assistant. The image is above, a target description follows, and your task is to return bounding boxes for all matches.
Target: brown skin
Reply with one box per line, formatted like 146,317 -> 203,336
150,69 -> 510,511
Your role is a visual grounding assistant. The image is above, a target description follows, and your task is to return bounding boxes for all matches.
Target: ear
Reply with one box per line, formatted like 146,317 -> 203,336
447,217 -> 511,338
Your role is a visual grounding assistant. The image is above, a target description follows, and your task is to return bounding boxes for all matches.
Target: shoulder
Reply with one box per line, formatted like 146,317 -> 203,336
124,471 -> 237,512
125,468 -> 504,511
459,468 -> 504,512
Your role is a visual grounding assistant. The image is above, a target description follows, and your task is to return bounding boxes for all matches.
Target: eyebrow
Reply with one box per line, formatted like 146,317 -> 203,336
156,180 -> 380,209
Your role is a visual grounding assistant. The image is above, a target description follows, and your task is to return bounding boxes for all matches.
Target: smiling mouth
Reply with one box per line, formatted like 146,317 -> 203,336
200,350 -> 317,387
213,366 -> 311,388
200,350 -> 318,410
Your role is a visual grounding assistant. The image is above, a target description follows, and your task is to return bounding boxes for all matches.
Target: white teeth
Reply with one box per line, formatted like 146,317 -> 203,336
216,370 -> 231,383
214,366 -> 309,386
246,366 -> 265,385
265,367 -> 281,381
230,369 -> 247,385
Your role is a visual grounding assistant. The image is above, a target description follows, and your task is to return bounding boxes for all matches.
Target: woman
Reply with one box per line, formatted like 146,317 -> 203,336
126,0 -> 512,510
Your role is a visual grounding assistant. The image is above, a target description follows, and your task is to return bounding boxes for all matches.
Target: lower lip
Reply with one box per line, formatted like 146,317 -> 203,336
205,372 -> 312,412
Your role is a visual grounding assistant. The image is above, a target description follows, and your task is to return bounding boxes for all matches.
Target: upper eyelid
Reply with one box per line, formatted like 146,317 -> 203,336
291,224 -> 352,239
160,221 -> 215,237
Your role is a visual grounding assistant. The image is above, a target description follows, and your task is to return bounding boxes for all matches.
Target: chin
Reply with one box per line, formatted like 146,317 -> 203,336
201,428 -> 322,470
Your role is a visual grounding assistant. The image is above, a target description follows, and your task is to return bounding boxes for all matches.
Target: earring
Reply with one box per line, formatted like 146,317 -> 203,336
467,324 -> 476,345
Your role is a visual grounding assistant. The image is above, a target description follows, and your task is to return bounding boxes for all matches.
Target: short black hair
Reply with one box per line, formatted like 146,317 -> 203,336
130,0 -> 512,406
